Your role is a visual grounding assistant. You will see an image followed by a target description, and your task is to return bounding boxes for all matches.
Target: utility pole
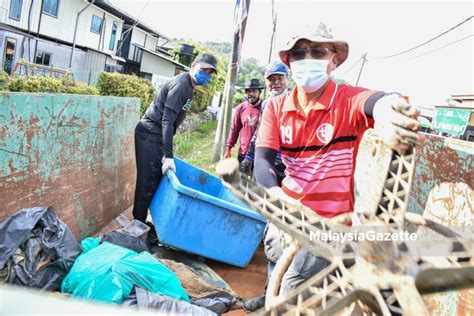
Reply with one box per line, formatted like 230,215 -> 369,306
268,0 -> 277,63
355,52 -> 367,87
212,0 -> 251,162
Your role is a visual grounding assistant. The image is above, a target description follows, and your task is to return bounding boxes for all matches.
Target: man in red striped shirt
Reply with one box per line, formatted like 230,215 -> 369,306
254,23 -> 423,296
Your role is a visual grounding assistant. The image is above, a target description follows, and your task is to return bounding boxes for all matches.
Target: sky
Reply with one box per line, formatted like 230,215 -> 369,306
110,0 -> 473,106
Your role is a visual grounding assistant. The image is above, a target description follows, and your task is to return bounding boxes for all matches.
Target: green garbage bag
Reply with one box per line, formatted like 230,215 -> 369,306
61,241 -> 189,304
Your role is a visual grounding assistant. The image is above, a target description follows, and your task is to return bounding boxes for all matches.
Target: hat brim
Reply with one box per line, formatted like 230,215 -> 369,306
265,71 -> 288,78
243,86 -> 265,90
198,62 -> 217,73
278,35 -> 349,68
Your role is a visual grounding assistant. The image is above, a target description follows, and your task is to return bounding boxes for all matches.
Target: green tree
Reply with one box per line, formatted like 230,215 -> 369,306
232,58 -> 266,105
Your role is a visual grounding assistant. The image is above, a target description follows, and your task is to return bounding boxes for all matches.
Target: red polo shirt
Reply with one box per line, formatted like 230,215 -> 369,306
256,80 -> 379,218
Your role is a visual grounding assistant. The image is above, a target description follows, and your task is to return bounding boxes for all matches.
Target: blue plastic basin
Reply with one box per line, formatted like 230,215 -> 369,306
149,158 -> 266,268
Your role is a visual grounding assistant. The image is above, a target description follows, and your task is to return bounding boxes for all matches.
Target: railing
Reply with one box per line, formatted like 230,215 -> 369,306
12,59 -> 73,80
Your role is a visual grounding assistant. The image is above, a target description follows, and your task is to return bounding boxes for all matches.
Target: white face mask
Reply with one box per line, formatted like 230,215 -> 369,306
290,59 -> 330,93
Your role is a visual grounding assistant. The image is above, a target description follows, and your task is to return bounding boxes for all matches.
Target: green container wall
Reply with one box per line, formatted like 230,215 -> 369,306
0,92 -> 140,239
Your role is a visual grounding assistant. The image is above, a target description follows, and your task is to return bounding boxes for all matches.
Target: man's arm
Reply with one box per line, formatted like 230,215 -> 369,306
225,104 -> 243,152
162,82 -> 187,159
254,147 -> 278,188
162,106 -> 179,158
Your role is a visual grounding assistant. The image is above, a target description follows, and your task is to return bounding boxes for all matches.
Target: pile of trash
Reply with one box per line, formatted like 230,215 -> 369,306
0,207 -> 243,315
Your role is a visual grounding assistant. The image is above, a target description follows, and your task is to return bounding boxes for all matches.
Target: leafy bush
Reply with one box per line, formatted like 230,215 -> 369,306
96,72 -> 155,115
3,75 -> 99,95
0,70 -> 8,91
191,87 -> 212,112
62,80 -> 99,95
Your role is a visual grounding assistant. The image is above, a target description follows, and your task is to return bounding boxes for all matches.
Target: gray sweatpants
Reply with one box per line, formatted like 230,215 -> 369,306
264,223 -> 330,296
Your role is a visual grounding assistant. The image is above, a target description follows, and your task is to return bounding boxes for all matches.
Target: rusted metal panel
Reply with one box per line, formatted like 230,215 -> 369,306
355,132 -> 473,218
0,92 -> 140,239
408,134 -> 473,216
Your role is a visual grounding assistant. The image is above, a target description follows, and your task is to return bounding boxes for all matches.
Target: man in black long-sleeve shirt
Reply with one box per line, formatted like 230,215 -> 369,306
133,53 -> 217,223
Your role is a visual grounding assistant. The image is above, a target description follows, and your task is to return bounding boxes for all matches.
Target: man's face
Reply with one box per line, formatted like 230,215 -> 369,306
288,39 -> 338,74
245,88 -> 261,105
266,74 -> 289,95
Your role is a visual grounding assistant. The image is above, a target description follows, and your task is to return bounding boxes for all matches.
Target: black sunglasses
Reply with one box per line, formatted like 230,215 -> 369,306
289,47 -> 334,61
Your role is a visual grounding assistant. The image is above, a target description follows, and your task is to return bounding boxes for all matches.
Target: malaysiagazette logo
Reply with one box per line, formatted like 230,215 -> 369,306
316,123 -> 334,144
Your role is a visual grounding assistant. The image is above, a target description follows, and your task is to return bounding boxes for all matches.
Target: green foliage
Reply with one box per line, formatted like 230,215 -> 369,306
174,119 -> 218,175
3,75 -> 99,95
96,72 -> 155,115
191,87 -> 212,112
0,69 -> 8,91
203,41 -> 232,59
237,58 -> 266,88
62,80 -> 99,95
233,90 -> 245,106
18,76 -> 63,93
4,76 -> 27,92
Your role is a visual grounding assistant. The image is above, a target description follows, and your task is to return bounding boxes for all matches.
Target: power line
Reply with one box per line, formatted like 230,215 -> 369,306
370,15 -> 473,59
366,33 -> 473,64
117,0 -> 152,54
406,34 -> 473,60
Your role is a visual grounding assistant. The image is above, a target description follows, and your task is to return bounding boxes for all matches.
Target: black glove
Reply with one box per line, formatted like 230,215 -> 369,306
239,159 -> 253,176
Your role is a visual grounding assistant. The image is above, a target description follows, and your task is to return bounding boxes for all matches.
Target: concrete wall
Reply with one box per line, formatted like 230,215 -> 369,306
0,92 -> 139,239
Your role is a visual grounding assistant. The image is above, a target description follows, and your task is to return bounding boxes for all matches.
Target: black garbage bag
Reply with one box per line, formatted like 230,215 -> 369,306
101,231 -> 150,253
0,207 -> 81,290
191,291 -> 238,315
123,287 -> 216,316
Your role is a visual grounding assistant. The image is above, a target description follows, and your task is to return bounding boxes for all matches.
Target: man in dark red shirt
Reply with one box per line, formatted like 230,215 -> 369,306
225,79 -> 265,162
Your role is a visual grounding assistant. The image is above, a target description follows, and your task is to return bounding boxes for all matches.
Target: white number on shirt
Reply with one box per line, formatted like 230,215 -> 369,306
280,126 -> 293,144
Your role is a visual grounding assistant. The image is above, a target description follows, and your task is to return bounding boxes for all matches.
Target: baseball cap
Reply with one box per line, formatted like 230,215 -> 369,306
194,53 -> 218,73
265,62 -> 289,78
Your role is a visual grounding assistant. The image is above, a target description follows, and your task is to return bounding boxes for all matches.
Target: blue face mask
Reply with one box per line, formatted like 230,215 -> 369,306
192,69 -> 212,86
290,58 -> 330,93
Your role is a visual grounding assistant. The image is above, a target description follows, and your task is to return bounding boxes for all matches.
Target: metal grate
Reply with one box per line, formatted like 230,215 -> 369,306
218,149 -> 473,315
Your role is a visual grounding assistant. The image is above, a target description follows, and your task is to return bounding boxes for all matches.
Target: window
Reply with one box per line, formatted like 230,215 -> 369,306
109,21 -> 118,50
91,15 -> 103,34
9,0 -> 23,21
35,51 -> 51,66
3,38 -> 16,74
42,0 -> 59,17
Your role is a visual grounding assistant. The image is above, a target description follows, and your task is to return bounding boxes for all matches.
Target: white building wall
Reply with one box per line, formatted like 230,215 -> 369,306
140,51 -> 175,77
39,0 -> 86,44
75,4 -> 123,54
144,34 -> 157,52
0,0 -> 42,33
128,27 -> 145,60
0,0 -> 124,57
